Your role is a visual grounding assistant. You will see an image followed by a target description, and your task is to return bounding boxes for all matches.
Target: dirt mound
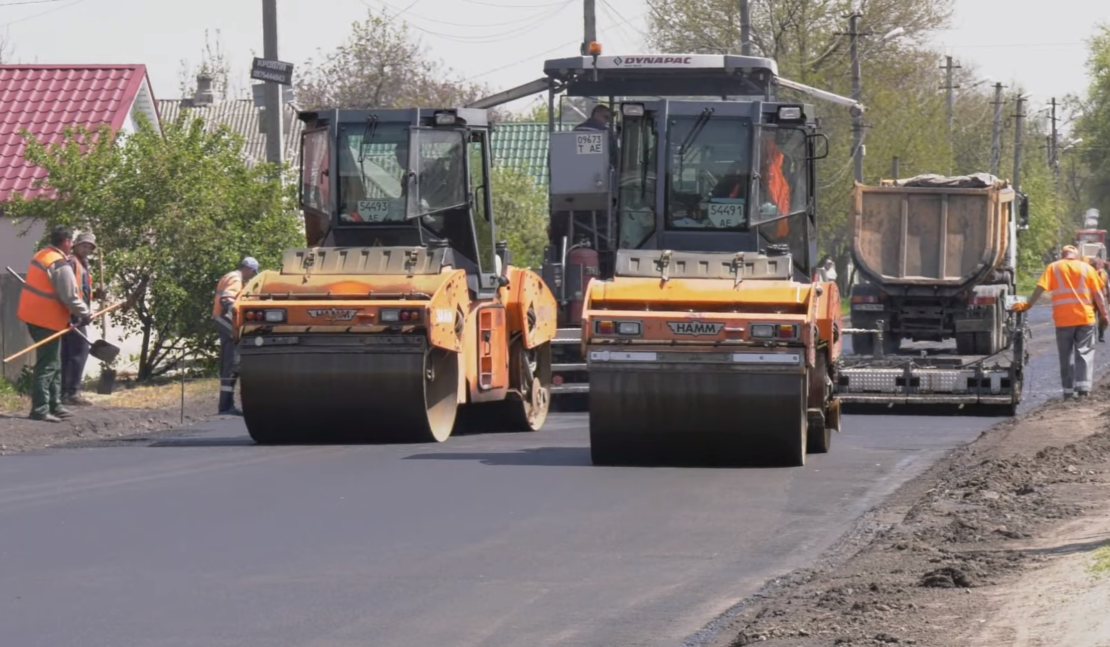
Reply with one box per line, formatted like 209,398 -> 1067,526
714,382 -> 1110,647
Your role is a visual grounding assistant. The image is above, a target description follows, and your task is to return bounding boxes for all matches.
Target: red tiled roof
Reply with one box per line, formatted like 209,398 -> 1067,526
0,65 -> 151,202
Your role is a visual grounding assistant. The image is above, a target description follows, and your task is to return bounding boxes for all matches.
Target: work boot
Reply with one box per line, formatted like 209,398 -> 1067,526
30,413 -> 62,423
219,407 -> 244,417
51,407 -> 74,419
1078,391 -> 1090,399
218,391 -> 235,415
63,394 -> 93,406
1063,393 -> 1075,400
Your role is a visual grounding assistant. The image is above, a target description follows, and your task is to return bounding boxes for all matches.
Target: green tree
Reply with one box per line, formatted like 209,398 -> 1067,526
297,9 -> 490,111
490,166 -> 548,269
5,115 -> 302,380
1074,25 -> 1110,219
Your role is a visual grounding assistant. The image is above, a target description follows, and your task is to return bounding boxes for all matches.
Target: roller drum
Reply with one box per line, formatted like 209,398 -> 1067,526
589,362 -> 807,467
239,336 -> 459,444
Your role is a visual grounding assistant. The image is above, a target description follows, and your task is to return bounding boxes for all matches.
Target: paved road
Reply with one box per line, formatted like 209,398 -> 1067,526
0,306 -> 1093,647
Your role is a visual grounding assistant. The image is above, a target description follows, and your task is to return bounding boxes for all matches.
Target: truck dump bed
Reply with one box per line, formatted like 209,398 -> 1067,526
853,173 -> 1014,296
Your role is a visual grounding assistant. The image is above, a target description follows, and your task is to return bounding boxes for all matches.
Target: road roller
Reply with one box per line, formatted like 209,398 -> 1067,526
231,107 -> 558,444
465,52 -> 854,465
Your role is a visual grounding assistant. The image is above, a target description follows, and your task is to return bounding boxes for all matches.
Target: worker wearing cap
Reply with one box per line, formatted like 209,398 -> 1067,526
1014,245 -> 1109,399
17,225 -> 92,422
60,232 -> 105,406
213,257 -> 259,415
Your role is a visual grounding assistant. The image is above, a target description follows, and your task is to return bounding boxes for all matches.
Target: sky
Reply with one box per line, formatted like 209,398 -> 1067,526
0,0 -> 1105,120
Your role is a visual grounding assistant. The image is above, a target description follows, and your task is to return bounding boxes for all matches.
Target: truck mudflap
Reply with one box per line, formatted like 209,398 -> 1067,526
837,307 -> 1028,415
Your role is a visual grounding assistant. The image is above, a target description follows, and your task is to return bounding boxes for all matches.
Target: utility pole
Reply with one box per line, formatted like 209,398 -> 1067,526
580,0 -> 596,55
1049,97 -> 1059,179
848,10 -> 864,183
891,156 -> 900,179
262,0 -> 283,166
739,0 -> 752,56
1012,94 -> 1026,194
941,56 -> 961,132
989,82 -> 1004,176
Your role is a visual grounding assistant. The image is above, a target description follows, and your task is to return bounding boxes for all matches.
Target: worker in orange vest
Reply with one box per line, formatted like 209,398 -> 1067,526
61,231 -> 105,406
760,134 -> 792,239
213,257 -> 259,415
17,225 -> 92,422
1014,245 -> 1109,399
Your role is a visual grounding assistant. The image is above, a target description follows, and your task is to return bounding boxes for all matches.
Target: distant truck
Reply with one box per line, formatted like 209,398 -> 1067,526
1074,228 -> 1107,263
847,173 -> 1028,357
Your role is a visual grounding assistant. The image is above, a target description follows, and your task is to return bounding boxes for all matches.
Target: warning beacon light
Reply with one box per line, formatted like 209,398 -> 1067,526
588,41 -> 602,56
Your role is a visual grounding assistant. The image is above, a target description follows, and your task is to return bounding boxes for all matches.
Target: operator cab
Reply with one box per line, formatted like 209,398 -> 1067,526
297,108 -> 505,295
543,54 -> 823,281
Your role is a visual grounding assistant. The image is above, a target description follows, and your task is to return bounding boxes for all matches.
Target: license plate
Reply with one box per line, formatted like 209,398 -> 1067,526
851,304 -> 885,311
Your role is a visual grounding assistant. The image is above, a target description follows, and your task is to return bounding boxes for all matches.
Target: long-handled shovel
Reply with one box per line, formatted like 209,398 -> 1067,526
2,301 -> 126,364
68,326 -> 121,364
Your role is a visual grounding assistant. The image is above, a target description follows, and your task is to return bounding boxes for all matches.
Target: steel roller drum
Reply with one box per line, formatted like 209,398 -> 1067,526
588,365 -> 807,467
239,335 -> 459,444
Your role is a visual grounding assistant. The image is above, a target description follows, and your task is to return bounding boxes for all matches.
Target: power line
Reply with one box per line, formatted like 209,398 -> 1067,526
0,0 -> 69,6
460,0 -> 568,7
359,0 -> 573,44
464,38 -> 578,81
0,0 -> 87,27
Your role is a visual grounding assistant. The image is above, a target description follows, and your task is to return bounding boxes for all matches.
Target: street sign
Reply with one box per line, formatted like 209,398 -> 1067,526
251,83 -> 295,108
250,57 -> 294,86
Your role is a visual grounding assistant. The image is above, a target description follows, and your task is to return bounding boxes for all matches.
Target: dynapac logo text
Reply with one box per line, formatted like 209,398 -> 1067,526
617,56 -> 693,66
667,321 -> 724,336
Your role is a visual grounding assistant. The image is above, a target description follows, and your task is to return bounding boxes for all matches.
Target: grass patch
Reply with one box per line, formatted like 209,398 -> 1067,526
0,378 -> 25,413
99,377 -> 219,409
1089,545 -> 1110,578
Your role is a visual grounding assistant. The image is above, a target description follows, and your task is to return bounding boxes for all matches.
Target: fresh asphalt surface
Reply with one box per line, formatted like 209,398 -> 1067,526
0,306 -> 1093,647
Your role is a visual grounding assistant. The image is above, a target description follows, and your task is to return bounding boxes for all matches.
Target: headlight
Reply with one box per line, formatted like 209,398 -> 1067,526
594,320 -> 641,336
380,309 -> 421,323
243,309 -> 285,323
750,323 -> 774,338
617,321 -> 641,335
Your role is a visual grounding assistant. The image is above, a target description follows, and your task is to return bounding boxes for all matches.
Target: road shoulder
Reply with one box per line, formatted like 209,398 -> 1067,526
707,382 -> 1110,646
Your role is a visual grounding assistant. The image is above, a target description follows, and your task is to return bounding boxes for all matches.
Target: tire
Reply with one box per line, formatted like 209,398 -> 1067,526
807,420 -> 832,453
973,300 -> 1003,355
458,341 -> 552,433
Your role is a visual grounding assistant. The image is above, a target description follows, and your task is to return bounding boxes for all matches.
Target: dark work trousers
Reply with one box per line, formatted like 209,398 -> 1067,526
61,325 -> 90,398
216,316 -> 239,412
1056,323 -> 1097,396
27,324 -> 62,418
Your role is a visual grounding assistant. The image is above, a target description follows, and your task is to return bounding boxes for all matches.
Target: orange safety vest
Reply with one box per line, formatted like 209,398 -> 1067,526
212,270 -> 244,317
1037,258 -> 1101,327
17,246 -> 74,331
762,139 -> 792,238
73,258 -> 93,305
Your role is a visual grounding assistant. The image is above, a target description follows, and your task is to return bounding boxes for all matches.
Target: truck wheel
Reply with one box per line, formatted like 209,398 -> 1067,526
973,300 -> 1003,355
852,333 -> 875,355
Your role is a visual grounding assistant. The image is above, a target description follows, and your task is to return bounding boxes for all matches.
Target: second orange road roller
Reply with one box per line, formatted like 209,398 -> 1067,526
231,107 -> 557,443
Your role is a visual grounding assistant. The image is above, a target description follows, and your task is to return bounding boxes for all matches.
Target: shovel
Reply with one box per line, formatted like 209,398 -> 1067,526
68,326 -> 121,364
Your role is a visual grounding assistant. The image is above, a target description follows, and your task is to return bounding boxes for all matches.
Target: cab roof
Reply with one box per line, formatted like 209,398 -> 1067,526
542,54 -> 779,99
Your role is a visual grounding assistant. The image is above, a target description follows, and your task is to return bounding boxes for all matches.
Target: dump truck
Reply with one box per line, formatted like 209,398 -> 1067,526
838,173 -> 1030,415
470,52 -> 856,466
231,108 -> 558,443
847,174 -> 1026,356
1075,228 -> 1107,262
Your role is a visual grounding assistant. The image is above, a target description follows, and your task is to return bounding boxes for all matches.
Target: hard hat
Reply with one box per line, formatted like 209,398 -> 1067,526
74,232 -> 96,249
1063,245 -> 1079,256
241,257 -> 259,271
